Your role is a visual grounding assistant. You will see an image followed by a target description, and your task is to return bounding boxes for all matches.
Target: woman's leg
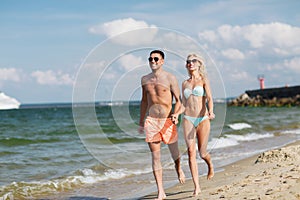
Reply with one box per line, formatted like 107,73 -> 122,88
183,118 -> 200,196
196,119 -> 214,180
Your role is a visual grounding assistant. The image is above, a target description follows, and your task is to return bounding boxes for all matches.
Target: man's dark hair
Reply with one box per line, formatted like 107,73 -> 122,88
150,50 -> 165,59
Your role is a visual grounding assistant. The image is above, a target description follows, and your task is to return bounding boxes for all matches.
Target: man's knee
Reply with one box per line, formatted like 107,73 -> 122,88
199,151 -> 209,159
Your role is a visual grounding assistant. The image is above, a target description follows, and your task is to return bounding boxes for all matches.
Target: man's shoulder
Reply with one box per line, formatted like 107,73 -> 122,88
142,73 -> 152,79
162,70 -> 176,79
141,73 -> 152,84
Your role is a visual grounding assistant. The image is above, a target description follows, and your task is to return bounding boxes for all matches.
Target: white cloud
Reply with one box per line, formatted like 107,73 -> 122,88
265,57 -> 300,74
221,48 -> 245,60
80,61 -> 116,81
89,18 -> 158,45
31,70 -> 74,85
199,22 -> 300,56
217,25 -> 241,43
197,21 -> 300,95
118,54 -> 144,71
284,57 -> 300,73
243,23 -> 300,49
0,68 -> 21,82
230,71 -> 249,81
198,30 -> 217,43
89,18 -> 153,36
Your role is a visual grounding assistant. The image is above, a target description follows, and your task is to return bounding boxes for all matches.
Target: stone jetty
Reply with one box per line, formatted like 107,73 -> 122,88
228,85 -> 300,107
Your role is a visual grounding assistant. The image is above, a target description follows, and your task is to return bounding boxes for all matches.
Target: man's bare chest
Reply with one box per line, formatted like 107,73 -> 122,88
145,82 -> 170,95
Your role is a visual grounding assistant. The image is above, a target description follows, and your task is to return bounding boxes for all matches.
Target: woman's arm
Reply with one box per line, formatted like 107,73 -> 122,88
204,78 -> 215,119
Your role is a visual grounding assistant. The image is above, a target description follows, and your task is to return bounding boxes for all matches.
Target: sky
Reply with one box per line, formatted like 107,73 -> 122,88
1,0 -> 300,104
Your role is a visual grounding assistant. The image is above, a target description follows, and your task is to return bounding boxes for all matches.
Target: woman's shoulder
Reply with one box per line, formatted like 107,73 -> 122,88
182,79 -> 190,87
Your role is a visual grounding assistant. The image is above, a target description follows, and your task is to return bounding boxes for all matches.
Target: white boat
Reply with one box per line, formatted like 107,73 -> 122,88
0,92 -> 21,110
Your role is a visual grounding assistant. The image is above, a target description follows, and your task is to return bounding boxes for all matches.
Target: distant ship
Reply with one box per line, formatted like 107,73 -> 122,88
0,92 -> 21,110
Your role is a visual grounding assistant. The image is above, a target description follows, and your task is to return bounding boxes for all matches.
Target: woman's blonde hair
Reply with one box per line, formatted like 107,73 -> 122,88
186,53 -> 206,78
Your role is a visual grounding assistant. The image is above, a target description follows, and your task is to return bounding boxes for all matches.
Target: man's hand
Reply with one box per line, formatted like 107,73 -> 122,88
138,125 -> 144,134
171,114 -> 179,124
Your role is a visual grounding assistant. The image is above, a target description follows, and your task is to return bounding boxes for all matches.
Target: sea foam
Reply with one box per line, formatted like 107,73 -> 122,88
0,166 -> 153,199
228,122 -> 252,130
281,129 -> 300,135
226,132 -> 273,141
208,133 -> 274,149
208,137 -> 239,149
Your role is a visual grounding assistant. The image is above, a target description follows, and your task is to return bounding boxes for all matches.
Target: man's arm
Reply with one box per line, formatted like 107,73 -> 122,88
139,78 -> 148,133
169,74 -> 182,124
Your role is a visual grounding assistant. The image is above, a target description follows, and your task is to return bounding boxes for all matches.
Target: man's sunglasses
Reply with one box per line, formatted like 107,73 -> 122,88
148,57 -> 160,62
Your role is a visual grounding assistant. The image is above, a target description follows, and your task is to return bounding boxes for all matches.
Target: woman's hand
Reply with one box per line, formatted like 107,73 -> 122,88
208,112 -> 215,120
171,113 -> 179,124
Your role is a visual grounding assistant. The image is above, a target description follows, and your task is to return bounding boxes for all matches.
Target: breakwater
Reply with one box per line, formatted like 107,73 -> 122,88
228,85 -> 300,106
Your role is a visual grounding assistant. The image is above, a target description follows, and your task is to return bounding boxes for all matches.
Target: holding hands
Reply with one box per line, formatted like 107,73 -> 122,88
171,113 -> 179,124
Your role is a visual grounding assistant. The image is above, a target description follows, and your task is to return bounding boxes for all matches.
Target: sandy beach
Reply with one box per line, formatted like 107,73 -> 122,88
141,140 -> 300,200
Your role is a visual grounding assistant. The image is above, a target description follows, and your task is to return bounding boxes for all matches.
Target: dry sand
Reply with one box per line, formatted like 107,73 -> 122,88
141,140 -> 300,200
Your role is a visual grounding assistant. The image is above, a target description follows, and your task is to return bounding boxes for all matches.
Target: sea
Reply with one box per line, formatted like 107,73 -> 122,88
0,101 -> 300,200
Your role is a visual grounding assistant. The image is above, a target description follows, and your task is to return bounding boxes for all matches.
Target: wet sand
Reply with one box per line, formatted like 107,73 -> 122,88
141,140 -> 300,200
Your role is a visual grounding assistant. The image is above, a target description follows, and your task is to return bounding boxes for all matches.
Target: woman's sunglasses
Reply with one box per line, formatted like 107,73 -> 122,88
148,57 -> 160,62
186,59 -> 199,64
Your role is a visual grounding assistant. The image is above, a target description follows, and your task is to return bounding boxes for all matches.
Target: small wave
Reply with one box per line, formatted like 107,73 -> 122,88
281,128 -> 300,135
76,167 -> 149,183
208,133 -> 274,150
0,137 -> 61,147
0,167 -> 151,199
208,137 -> 239,149
228,123 -> 252,130
98,101 -> 124,106
0,151 -> 18,156
226,133 -> 273,141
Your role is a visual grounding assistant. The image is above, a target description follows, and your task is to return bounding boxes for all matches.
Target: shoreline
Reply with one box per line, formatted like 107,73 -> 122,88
140,139 -> 300,200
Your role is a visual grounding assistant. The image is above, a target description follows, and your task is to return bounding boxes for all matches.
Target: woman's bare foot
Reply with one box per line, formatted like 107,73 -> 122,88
155,193 -> 166,200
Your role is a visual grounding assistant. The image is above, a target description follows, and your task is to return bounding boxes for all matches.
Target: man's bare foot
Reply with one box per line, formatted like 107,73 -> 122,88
193,187 -> 201,196
155,193 -> 166,200
207,163 -> 214,180
177,168 -> 185,184
174,162 -> 185,184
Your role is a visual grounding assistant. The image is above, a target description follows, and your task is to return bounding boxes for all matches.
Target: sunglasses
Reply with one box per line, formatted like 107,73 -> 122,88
186,59 -> 199,64
148,57 -> 160,62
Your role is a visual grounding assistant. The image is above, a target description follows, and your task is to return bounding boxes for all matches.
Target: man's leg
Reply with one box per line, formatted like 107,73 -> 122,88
148,142 -> 166,200
168,141 -> 185,184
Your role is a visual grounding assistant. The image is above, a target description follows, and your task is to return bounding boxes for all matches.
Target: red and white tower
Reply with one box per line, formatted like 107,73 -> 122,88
257,75 -> 265,89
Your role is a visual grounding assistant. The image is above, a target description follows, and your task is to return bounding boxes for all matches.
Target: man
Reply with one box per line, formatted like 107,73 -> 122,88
139,50 -> 185,200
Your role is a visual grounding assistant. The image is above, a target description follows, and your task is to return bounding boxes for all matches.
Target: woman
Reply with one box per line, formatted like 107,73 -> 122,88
182,53 -> 215,196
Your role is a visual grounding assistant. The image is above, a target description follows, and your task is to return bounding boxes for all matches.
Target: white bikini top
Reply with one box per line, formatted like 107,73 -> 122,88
184,85 -> 206,99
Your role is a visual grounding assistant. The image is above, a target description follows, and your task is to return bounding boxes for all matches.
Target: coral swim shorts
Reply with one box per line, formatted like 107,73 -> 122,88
144,116 -> 178,144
